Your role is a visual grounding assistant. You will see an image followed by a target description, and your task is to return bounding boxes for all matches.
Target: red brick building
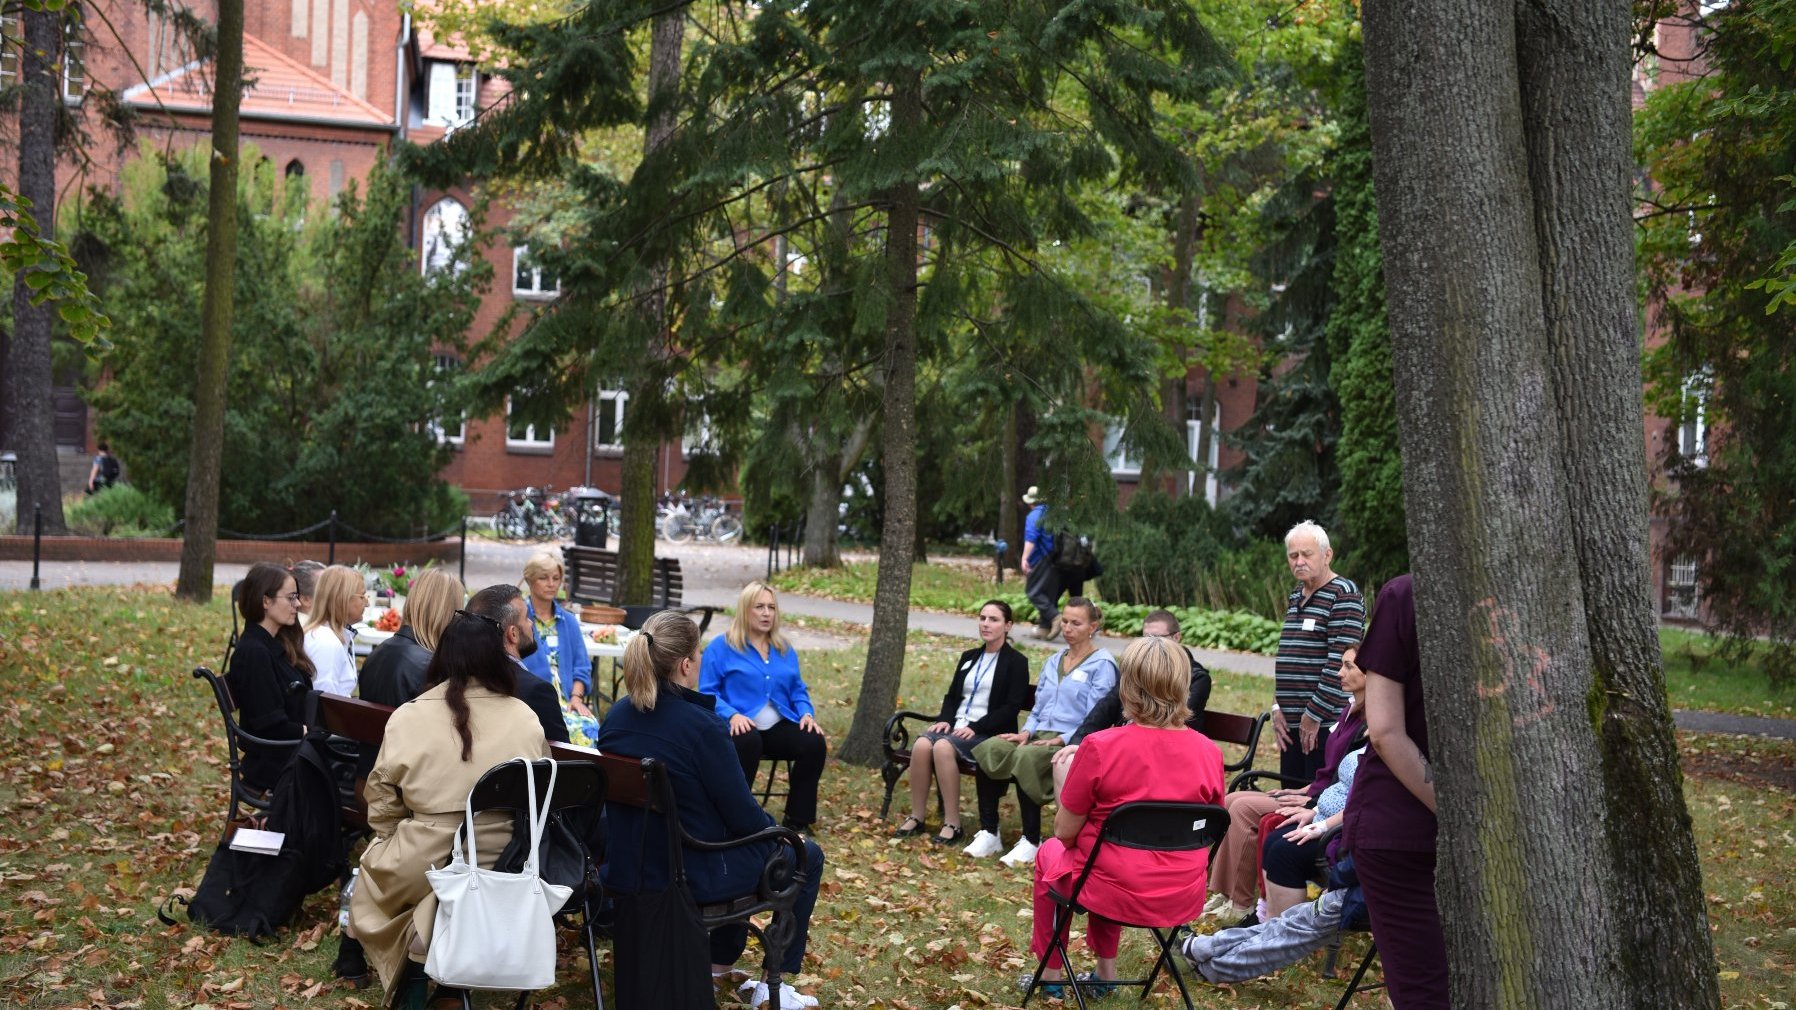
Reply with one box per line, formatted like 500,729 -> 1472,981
19,0 -> 696,505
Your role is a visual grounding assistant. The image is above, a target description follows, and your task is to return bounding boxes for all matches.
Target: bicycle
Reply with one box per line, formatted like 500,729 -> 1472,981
662,495 -> 743,544
493,487 -> 570,541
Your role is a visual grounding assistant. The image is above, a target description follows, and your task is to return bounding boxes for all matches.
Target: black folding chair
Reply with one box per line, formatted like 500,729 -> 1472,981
1022,802 -> 1231,1010
463,758 -> 608,1010
192,666 -> 305,829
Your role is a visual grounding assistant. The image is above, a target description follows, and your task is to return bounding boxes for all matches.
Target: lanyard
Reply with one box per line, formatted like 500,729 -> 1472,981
965,650 -> 997,702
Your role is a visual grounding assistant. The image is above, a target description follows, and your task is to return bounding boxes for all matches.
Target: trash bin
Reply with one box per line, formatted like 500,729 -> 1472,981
574,489 -> 611,548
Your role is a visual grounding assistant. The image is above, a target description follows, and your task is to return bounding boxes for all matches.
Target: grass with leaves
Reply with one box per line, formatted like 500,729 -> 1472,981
0,586 -> 1792,1008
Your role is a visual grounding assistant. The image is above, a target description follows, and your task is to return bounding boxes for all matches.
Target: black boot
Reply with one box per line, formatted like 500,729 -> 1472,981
332,934 -> 370,988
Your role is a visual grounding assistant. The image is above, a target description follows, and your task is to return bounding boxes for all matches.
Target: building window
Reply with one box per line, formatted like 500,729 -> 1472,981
593,388 -> 626,452
682,411 -> 714,458
1677,375 -> 1708,467
506,400 -> 555,451
420,197 -> 469,275
61,5 -> 86,102
427,353 -> 464,445
285,159 -> 306,179
512,246 -> 560,299
0,12 -> 18,87
1102,421 -> 1139,477
424,60 -> 476,129
1187,399 -> 1222,506
1665,556 -> 1699,619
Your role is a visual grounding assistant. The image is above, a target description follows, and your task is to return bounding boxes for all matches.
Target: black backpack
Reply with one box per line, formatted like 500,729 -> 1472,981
1051,527 -> 1097,576
163,736 -> 346,941
98,454 -> 120,486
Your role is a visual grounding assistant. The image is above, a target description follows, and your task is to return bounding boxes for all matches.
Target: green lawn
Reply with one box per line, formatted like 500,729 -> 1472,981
1661,627 -> 1796,719
0,587 -> 1791,1008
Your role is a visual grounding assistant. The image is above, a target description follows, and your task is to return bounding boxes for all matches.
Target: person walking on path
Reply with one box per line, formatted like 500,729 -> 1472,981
1020,487 -> 1061,640
1273,521 -> 1365,783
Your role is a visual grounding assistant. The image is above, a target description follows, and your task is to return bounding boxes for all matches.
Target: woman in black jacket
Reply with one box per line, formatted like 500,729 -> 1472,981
225,562 -> 316,791
893,600 -> 1031,847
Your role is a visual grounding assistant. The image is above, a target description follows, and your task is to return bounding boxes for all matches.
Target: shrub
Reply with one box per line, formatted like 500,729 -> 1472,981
996,592 -> 1281,656
1091,491 -> 1288,621
66,485 -> 176,537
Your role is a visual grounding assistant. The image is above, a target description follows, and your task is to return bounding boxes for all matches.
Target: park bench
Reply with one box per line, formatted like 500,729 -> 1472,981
876,699 -> 1270,820
562,546 -> 686,609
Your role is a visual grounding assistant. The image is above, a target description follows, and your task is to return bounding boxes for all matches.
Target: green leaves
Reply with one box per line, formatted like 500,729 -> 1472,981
0,185 -> 112,348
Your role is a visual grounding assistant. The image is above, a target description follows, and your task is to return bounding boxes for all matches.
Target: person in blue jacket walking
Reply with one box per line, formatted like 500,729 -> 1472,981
701,581 -> 828,832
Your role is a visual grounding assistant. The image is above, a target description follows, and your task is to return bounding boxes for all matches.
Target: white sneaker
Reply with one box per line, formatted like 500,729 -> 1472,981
998,837 -> 1039,866
963,830 -> 1004,858
740,979 -> 820,1009
1200,893 -> 1233,918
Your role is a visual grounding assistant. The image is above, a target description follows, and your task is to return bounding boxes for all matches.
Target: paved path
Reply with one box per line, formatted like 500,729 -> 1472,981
4,540 -> 1792,740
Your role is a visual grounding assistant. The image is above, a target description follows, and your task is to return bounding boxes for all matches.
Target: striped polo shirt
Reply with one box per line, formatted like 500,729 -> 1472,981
1274,575 -> 1365,726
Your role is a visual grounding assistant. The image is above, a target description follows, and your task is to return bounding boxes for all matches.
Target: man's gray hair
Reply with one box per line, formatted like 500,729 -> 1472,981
1284,520 -> 1331,553
468,584 -> 525,630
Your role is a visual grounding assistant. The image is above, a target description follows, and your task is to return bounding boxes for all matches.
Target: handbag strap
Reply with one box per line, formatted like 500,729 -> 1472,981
455,757 -> 558,874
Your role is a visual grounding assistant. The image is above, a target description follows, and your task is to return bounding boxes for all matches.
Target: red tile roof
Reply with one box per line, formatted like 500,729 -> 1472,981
122,33 -> 393,128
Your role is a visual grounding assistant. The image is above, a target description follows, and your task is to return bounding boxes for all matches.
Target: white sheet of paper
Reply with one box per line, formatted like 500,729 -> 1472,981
1302,617 -> 1317,632
230,827 -> 286,856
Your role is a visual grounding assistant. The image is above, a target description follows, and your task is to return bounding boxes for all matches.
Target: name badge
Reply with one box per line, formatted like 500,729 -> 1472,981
959,660 -> 972,672
1301,618 -> 1316,632
547,634 -> 559,649
1069,670 -> 1088,683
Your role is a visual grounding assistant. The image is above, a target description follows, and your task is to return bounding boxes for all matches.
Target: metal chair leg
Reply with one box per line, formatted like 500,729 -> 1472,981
1335,942 -> 1379,1010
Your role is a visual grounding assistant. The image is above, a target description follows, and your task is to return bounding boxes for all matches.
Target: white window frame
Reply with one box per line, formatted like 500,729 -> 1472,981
1677,374 -> 1708,467
1102,421 -> 1140,477
427,353 -> 465,445
512,246 -> 560,299
420,197 -> 469,275
61,5 -> 85,102
681,411 -> 714,458
593,388 -> 627,453
506,399 -> 555,451
2,12 -> 21,86
424,60 -> 477,129
1187,401 -> 1222,506
1665,556 -> 1700,619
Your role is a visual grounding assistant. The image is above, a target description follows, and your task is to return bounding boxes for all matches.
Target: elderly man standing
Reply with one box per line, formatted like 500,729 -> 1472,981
1273,520 -> 1364,782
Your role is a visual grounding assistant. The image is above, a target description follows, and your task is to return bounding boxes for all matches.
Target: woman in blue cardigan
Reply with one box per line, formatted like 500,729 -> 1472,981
700,581 -> 828,832
596,611 -> 825,1010
518,551 -> 597,745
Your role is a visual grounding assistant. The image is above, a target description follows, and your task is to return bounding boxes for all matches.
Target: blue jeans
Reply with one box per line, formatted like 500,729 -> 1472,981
707,838 -> 824,975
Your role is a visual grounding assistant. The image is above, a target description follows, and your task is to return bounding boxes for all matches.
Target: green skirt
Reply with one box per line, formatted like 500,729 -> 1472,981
971,731 -> 1064,805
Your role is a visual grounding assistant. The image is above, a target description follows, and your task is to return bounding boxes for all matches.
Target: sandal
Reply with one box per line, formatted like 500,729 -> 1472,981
891,816 -> 926,838
931,824 -> 966,846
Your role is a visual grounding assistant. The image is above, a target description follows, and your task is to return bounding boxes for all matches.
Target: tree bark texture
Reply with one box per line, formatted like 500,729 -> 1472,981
9,7 -> 68,536
1513,4 -> 1719,1002
839,73 -> 923,766
616,8 -> 685,604
999,401 -> 1019,569
175,0 -> 244,598
1163,190 -> 1200,498
1361,1 -> 1714,1005
803,444 -> 845,568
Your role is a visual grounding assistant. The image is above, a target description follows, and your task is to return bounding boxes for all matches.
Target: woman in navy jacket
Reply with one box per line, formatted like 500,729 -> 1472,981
700,582 -> 827,832
893,600 -> 1030,847
596,611 -> 825,1010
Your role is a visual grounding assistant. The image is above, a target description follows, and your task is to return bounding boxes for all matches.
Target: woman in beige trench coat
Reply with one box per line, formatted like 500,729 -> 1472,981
350,610 -> 550,1008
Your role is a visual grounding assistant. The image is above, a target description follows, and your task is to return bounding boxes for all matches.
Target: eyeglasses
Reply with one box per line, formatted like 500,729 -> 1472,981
274,593 -> 301,605
453,609 -> 502,629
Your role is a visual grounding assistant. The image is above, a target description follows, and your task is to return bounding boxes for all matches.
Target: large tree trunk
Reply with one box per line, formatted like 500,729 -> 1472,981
1361,0 -> 1717,1006
9,6 -> 68,536
176,0 -> 245,601
1515,3 -> 1720,1003
838,73 -> 922,767
998,401 -> 1019,568
802,445 -> 845,568
1162,190 -> 1200,498
616,8 -> 684,604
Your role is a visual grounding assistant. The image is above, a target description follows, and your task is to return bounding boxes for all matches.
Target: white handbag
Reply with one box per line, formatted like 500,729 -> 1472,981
424,757 -> 574,991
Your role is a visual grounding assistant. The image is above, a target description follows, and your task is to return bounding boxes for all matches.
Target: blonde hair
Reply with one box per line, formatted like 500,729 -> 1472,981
725,581 -> 791,654
304,565 -> 365,637
1118,636 -> 1191,729
522,550 -> 564,588
406,568 -> 466,652
622,611 -> 702,712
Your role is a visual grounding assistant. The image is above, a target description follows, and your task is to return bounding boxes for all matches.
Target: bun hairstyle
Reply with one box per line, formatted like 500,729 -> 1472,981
241,561 -> 315,679
621,610 -> 702,712
424,610 -> 519,760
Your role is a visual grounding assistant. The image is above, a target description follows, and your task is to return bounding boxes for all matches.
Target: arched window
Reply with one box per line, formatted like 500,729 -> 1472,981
284,159 -> 306,179
420,197 -> 469,274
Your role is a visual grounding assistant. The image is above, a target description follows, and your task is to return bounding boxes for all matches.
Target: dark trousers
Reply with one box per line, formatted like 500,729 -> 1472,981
708,838 -> 825,975
1353,846 -> 1449,1009
1024,563 -> 1063,628
974,773 -> 1042,842
730,719 -> 827,829
1278,721 -> 1331,783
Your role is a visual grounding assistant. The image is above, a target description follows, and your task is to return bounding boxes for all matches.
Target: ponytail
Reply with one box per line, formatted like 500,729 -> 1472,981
623,611 -> 701,712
